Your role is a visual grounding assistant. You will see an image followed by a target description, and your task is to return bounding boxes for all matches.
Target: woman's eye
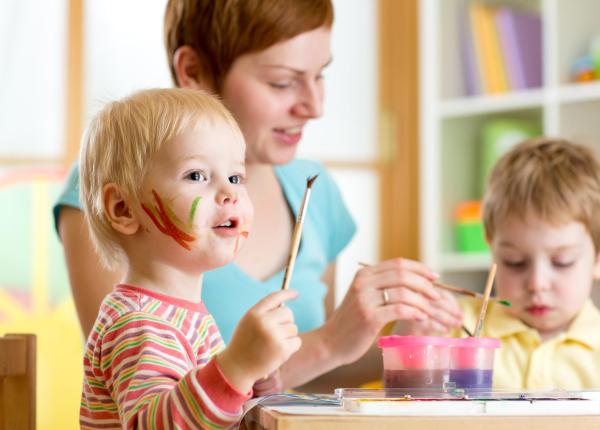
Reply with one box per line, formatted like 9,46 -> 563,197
269,81 -> 291,89
229,174 -> 245,185
185,171 -> 207,182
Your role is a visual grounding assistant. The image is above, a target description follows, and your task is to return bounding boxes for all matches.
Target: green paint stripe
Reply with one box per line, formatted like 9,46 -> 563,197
188,196 -> 201,228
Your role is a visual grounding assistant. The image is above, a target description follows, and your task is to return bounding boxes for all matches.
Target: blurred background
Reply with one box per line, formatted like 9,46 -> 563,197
1,0 -> 600,428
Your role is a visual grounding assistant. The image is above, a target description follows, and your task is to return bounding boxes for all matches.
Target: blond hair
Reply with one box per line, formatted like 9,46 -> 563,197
483,137 -> 600,250
79,88 -> 243,269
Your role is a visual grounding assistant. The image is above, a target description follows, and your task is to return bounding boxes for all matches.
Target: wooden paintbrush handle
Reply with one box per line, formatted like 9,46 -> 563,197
433,282 -> 478,298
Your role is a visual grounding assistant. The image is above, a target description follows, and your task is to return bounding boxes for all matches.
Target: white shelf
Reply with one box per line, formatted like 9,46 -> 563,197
440,89 -> 544,118
557,82 -> 600,104
439,252 -> 492,272
419,0 -> 600,293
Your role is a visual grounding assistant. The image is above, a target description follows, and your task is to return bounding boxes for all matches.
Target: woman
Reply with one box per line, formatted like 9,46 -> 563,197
55,0 -> 462,391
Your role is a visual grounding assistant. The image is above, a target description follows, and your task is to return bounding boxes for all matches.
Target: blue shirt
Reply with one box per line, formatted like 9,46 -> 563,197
54,159 -> 356,343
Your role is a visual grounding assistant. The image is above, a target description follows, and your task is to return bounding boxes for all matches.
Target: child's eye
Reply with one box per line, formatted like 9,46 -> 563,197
553,260 -> 575,268
503,260 -> 526,269
229,174 -> 245,185
185,170 -> 208,182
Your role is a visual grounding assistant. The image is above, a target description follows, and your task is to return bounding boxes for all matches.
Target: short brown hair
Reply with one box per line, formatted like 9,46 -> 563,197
483,137 -> 600,250
164,0 -> 334,89
80,88 -> 243,269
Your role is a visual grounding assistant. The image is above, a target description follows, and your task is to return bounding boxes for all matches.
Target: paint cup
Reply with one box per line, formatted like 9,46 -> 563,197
448,337 -> 500,389
377,335 -> 451,389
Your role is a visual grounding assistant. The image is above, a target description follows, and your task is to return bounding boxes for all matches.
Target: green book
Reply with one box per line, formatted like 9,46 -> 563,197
479,118 -> 540,196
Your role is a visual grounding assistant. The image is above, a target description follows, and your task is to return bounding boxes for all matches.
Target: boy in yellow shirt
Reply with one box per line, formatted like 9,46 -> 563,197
405,137 -> 600,390
464,137 -> 600,389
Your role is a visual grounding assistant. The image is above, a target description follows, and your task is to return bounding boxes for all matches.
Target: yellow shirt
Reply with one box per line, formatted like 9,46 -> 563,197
455,297 -> 600,390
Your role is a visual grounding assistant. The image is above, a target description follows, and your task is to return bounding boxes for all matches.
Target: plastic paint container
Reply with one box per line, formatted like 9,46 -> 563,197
377,336 -> 452,389
448,337 -> 500,389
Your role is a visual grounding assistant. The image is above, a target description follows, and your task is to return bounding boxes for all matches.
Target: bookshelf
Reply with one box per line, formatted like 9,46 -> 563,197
419,0 -> 600,290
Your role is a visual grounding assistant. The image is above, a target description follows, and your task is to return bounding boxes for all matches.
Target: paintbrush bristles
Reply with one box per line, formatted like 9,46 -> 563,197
474,263 -> 497,337
307,174 -> 318,188
281,175 -> 319,291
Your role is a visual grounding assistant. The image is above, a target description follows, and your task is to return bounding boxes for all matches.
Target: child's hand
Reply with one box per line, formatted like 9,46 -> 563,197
393,289 -> 463,336
217,289 -> 301,394
252,369 -> 283,397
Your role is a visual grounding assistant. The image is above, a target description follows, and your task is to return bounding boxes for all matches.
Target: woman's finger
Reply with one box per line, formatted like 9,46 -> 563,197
362,269 -> 440,300
378,286 -> 433,314
376,303 -> 429,323
378,287 -> 463,328
363,258 -> 438,280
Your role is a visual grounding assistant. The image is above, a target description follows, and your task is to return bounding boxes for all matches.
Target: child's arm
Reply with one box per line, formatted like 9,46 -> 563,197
85,314 -> 250,430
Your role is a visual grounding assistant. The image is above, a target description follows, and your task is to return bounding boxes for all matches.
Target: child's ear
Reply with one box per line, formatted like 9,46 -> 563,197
173,45 -> 215,91
103,183 -> 139,236
593,251 -> 600,280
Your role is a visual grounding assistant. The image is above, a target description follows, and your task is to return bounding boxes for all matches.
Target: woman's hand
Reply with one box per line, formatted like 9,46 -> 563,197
322,258 -> 463,365
393,289 -> 463,336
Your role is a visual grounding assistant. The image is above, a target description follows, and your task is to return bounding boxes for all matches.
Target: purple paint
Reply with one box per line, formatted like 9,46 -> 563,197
449,368 -> 493,389
383,369 -> 449,389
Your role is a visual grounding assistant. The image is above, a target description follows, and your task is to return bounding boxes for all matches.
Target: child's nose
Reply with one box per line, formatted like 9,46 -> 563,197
527,267 -> 552,292
216,187 -> 238,205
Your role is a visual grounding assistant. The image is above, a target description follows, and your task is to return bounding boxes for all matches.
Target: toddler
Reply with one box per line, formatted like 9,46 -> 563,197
79,88 -> 300,428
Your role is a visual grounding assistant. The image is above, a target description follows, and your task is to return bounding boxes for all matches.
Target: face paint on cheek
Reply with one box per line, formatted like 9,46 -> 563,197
140,189 -> 196,250
187,196 -> 201,229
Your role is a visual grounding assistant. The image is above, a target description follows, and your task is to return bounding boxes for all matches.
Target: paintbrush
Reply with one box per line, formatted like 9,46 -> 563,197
473,263 -> 497,337
281,174 -> 319,290
357,262 -> 510,307
434,281 -> 511,307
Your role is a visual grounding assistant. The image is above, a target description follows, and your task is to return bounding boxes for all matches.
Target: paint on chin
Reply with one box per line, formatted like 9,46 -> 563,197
234,230 -> 250,254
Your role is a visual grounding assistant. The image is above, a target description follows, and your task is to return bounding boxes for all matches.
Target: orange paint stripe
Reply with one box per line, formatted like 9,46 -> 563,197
141,190 -> 195,250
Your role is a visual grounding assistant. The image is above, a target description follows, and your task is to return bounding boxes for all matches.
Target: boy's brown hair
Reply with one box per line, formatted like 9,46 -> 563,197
164,0 -> 334,89
483,137 -> 600,250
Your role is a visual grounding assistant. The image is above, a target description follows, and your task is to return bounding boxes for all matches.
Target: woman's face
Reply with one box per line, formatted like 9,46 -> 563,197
220,26 -> 332,165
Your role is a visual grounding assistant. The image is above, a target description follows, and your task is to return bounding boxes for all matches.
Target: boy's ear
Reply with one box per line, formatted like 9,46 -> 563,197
103,183 -> 140,236
173,45 -> 215,91
593,251 -> 600,280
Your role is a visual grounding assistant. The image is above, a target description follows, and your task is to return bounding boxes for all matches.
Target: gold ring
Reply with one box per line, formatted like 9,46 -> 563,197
382,288 -> 390,306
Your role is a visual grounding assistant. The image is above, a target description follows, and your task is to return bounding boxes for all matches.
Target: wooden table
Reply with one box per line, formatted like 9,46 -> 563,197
242,404 -> 600,430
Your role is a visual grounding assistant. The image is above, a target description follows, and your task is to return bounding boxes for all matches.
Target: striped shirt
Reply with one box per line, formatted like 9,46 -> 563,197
80,284 -> 251,429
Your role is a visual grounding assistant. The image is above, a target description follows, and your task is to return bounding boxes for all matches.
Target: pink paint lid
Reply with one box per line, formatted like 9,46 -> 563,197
449,337 -> 500,348
377,335 -> 453,348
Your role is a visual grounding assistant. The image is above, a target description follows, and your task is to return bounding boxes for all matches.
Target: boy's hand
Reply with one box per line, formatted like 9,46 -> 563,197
217,290 -> 301,394
393,289 -> 463,336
